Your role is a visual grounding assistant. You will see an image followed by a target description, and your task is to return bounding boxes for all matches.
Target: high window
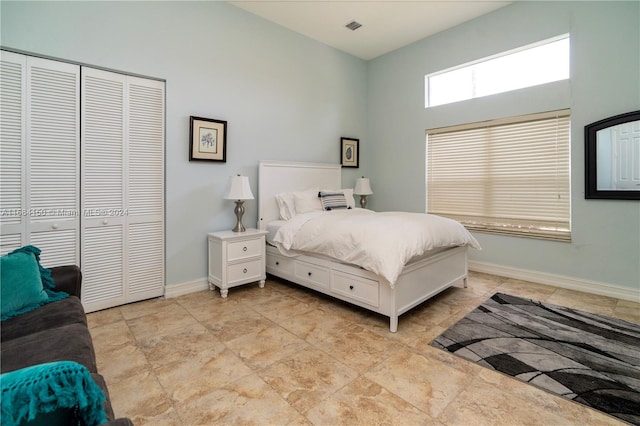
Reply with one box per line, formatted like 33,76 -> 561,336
425,35 -> 570,108
426,110 -> 571,241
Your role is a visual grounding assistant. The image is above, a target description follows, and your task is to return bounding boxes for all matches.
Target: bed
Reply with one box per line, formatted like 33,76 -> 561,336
257,160 -> 479,332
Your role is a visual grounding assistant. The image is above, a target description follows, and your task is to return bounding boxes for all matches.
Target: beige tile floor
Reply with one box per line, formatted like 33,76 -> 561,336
88,272 -> 639,425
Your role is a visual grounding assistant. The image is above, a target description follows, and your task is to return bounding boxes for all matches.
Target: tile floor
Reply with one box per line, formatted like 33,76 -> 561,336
88,272 -> 639,425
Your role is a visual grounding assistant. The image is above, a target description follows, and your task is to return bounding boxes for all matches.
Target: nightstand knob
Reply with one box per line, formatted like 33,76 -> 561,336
349,285 -> 354,290
243,268 -> 248,273
243,246 -> 248,252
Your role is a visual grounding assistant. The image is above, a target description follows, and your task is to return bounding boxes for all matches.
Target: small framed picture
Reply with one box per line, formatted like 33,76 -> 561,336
189,116 -> 227,162
340,137 -> 359,168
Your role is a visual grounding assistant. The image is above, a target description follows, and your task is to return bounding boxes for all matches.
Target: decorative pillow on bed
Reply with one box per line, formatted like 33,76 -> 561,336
321,188 -> 356,209
318,191 -> 352,211
293,189 -> 322,214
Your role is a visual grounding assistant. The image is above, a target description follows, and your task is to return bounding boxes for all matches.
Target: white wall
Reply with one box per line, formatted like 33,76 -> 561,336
366,1 -> 640,291
1,1 -> 367,288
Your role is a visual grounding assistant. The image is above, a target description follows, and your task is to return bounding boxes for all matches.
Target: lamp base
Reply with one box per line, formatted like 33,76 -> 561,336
359,195 -> 368,209
232,200 -> 246,232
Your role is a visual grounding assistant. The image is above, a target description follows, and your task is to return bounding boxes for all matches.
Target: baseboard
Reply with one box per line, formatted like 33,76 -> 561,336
164,266 -> 637,303
164,277 -> 209,298
468,261 -> 638,302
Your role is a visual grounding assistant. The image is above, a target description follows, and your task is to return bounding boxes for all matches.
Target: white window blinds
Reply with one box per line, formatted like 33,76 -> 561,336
427,109 -> 571,241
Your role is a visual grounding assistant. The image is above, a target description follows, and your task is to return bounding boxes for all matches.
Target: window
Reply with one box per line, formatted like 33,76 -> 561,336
425,35 -> 570,107
426,110 -> 571,241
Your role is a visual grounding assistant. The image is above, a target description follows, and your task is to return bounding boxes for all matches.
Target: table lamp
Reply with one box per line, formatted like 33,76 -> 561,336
224,175 -> 254,232
354,176 -> 373,208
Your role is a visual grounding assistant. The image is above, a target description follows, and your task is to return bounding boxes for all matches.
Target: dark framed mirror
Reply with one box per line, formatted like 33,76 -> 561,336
585,110 -> 640,200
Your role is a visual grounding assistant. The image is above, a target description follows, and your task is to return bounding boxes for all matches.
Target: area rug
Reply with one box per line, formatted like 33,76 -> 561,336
430,292 -> 640,425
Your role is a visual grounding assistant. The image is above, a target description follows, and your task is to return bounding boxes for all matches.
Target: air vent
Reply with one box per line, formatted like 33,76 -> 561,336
345,20 -> 362,31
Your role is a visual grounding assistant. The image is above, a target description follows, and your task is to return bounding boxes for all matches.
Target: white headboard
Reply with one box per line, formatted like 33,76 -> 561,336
258,160 -> 341,230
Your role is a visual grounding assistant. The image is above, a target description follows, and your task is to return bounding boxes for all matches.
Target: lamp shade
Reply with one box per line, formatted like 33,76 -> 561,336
224,175 -> 254,200
354,177 -> 373,195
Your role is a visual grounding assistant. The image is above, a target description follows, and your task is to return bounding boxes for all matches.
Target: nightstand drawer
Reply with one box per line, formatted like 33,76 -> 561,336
295,261 -> 330,289
332,271 -> 379,307
228,259 -> 263,284
267,253 -> 294,275
227,238 -> 263,261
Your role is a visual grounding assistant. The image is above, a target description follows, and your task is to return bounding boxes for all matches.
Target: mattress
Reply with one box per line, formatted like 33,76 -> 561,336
266,220 -> 287,246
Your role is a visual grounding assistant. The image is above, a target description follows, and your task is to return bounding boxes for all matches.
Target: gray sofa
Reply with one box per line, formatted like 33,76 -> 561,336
0,265 -> 132,426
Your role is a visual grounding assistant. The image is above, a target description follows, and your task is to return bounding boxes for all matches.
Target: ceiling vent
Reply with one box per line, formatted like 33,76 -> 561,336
345,20 -> 362,31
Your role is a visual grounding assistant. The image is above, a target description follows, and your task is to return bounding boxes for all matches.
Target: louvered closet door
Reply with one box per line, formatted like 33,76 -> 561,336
81,68 -> 126,311
0,52 -> 79,266
0,51 -> 26,255
28,57 -> 80,267
126,76 -> 165,303
81,68 -> 165,312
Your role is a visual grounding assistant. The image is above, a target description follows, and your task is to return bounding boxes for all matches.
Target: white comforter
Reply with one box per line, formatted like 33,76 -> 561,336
272,209 -> 481,286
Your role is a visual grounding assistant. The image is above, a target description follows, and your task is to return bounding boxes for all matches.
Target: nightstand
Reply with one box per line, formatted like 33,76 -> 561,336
207,228 -> 268,298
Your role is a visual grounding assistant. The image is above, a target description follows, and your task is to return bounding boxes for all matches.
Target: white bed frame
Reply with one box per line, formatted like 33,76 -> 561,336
257,160 -> 469,332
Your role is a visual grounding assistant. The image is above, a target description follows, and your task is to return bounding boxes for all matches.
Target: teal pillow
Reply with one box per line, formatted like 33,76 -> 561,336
1,251 -> 48,315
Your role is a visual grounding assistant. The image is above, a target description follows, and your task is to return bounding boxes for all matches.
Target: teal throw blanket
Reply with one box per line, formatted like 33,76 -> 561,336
0,361 -> 107,426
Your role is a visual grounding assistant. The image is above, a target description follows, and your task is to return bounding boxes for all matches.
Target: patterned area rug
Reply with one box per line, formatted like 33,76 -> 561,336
430,292 -> 640,425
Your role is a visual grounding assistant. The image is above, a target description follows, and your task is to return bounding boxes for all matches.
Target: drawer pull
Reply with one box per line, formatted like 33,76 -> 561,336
275,261 -> 280,266
349,285 -> 354,290
243,268 -> 248,273
308,272 -> 312,276
243,246 -> 248,252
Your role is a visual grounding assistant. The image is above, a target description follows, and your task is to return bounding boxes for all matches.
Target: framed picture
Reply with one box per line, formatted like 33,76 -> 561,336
340,137 -> 359,168
189,116 -> 227,162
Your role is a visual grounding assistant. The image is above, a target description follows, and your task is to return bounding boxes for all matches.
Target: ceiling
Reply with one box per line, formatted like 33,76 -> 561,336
227,0 -> 513,60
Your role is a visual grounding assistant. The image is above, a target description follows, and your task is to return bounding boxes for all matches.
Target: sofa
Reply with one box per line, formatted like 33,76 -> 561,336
1,264 -> 132,426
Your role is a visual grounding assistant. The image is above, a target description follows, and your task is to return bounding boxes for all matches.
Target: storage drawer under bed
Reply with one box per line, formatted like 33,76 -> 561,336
266,253 -> 295,275
294,260 -> 331,289
331,271 -> 380,307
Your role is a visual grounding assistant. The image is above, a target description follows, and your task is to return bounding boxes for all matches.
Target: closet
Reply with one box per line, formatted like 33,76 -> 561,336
0,51 -> 165,312
0,52 -> 80,266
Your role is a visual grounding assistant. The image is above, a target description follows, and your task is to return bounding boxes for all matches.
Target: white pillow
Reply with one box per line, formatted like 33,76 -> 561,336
342,188 -> 356,209
275,192 -> 296,220
293,189 -> 322,214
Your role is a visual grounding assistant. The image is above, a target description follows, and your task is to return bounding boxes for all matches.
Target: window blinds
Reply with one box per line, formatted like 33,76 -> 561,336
427,109 -> 571,241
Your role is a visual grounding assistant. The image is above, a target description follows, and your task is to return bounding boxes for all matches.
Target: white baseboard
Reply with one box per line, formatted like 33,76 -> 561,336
469,261 -> 639,302
164,266 -> 638,303
164,277 -> 208,298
